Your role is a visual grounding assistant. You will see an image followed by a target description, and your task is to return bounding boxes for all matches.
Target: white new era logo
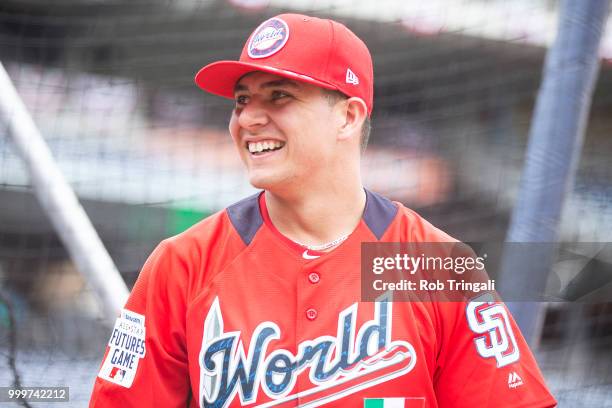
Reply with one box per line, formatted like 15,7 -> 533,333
346,68 -> 359,85
508,371 -> 524,389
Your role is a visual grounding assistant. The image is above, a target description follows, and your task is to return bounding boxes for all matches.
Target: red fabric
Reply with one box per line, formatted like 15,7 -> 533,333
194,13 -> 374,114
89,197 -> 556,408
258,192 -> 325,257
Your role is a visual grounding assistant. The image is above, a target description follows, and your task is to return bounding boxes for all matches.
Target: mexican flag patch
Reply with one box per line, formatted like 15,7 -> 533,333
364,398 -> 424,408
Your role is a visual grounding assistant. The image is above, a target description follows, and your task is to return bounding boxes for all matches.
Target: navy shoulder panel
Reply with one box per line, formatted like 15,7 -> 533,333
226,192 -> 264,246
363,189 -> 399,240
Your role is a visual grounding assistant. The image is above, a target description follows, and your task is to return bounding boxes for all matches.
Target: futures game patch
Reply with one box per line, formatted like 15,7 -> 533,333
98,309 -> 146,388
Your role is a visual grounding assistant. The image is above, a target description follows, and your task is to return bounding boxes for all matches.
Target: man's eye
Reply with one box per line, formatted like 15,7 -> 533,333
235,95 -> 249,105
271,91 -> 291,100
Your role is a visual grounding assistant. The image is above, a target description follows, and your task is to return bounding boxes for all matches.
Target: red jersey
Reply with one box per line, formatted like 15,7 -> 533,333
90,190 -> 556,407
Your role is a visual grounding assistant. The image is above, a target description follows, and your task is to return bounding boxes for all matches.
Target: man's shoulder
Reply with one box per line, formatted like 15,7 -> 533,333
381,197 -> 457,243
164,192 -> 262,250
168,207 -> 229,242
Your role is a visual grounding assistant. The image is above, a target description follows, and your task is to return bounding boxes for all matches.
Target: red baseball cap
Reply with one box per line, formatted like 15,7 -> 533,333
195,13 -> 374,115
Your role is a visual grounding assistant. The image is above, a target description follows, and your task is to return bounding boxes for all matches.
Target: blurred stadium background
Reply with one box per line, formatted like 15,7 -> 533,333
1,0 -> 611,406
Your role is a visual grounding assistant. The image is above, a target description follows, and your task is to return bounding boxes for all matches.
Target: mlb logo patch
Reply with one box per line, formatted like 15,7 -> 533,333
364,398 -> 425,408
109,367 -> 126,381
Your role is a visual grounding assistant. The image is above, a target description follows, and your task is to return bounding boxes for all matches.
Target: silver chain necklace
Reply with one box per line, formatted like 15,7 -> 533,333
292,233 -> 350,251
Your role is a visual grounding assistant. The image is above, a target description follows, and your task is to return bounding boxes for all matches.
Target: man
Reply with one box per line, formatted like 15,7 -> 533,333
90,13 -> 556,407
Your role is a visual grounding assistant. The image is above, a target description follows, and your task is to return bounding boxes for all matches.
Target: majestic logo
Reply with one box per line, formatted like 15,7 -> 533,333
507,372 -> 524,389
248,17 -> 290,59
199,296 -> 416,407
466,294 -> 520,368
346,68 -> 359,85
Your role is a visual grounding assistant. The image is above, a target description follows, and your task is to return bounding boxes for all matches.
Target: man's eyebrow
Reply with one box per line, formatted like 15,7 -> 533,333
234,83 -> 248,93
233,79 -> 300,94
260,79 -> 300,89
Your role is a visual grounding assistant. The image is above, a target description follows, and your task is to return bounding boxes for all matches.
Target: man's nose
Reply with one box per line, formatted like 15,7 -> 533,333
238,100 -> 269,130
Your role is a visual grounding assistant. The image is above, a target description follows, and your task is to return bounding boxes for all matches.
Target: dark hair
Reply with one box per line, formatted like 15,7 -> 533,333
323,89 -> 371,153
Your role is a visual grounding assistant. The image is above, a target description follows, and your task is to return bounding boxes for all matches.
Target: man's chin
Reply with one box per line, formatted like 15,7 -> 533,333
248,175 -> 276,191
248,173 -> 290,192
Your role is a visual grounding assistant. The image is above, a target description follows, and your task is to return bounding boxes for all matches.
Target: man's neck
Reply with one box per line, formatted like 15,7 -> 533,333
264,184 -> 366,248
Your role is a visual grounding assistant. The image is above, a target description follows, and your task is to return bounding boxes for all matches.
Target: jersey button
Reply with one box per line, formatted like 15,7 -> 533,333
305,308 -> 318,321
308,272 -> 320,284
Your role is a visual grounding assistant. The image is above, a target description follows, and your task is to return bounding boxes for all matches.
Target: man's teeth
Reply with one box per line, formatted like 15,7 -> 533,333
248,140 -> 284,153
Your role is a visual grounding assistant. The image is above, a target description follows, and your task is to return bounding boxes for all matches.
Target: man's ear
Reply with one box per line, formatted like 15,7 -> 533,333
337,97 -> 368,142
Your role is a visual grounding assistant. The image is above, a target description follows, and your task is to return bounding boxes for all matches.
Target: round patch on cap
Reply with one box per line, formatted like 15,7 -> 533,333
247,17 -> 290,59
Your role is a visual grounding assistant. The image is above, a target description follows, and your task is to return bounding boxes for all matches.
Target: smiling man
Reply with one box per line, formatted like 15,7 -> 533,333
90,14 -> 556,408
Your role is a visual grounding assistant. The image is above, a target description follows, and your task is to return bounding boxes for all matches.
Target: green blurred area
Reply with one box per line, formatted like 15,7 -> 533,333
168,206 -> 211,236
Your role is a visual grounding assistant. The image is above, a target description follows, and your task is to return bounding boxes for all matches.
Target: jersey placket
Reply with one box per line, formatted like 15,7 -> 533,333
294,238 -> 363,406
296,256 -> 325,406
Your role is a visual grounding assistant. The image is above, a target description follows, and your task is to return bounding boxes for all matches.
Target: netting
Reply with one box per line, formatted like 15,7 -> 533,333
1,0 -> 611,406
